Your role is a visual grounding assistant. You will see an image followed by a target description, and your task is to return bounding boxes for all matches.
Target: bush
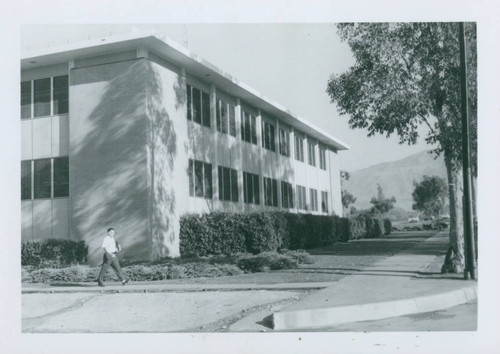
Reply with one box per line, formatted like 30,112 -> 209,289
279,249 -> 315,264
383,219 -> 392,235
347,217 -> 367,240
22,239 -> 88,268
365,218 -> 383,238
237,252 -> 298,273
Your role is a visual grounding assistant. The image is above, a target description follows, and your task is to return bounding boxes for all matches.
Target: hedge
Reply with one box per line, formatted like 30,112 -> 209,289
180,211 -> 390,256
21,239 -> 88,268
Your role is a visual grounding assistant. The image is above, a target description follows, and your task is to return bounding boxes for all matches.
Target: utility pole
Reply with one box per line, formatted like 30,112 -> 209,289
459,22 -> 477,280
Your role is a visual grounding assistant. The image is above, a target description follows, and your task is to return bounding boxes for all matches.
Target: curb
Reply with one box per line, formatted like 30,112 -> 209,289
272,284 -> 477,330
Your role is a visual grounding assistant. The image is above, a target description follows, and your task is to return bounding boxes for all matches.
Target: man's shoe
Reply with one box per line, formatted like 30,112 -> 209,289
122,279 -> 130,285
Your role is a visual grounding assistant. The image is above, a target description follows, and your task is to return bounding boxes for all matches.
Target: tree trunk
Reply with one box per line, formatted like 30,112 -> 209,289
441,150 -> 465,273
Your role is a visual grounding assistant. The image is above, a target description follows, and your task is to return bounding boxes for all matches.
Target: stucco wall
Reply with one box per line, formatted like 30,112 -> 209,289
70,59 -> 150,265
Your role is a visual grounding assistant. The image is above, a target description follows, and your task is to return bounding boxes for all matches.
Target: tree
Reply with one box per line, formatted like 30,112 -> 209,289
340,170 -> 357,211
326,23 -> 477,273
370,184 -> 396,215
412,175 -> 448,218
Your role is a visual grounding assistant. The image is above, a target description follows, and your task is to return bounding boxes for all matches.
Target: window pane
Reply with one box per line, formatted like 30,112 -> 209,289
281,182 -> 287,208
241,112 -> 245,140
223,168 -> 231,201
229,105 -> 236,137
195,161 -> 204,197
189,159 -> 194,196
221,102 -> 228,134
53,75 -> 68,115
289,184 -> 294,208
34,159 -> 51,199
247,173 -> 253,203
204,163 -> 212,198
270,124 -> 275,152
53,157 -> 69,197
34,78 -> 51,117
21,81 -> 31,119
187,85 -> 192,120
216,100 -> 221,131
244,113 -> 251,143
218,166 -> 223,200
192,87 -> 201,124
251,115 -> 257,144
231,169 -> 238,202
272,179 -> 278,207
253,174 -> 260,205
21,161 -> 31,200
202,91 -> 211,127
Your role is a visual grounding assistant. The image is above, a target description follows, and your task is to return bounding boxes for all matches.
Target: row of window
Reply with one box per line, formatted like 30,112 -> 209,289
185,84 -> 328,170
188,159 -> 329,211
21,157 -> 69,200
21,75 -> 69,119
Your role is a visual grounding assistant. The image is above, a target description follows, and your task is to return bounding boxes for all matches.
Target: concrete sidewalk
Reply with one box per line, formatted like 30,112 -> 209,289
271,231 -> 477,330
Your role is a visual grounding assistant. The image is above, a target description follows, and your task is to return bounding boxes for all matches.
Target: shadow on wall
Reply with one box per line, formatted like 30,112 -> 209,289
71,59 -> 179,265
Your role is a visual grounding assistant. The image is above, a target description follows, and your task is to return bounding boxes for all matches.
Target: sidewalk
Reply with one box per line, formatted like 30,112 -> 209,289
270,230 -> 477,330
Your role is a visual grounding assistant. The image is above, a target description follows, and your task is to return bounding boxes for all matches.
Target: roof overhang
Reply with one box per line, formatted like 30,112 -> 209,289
22,30 -> 349,151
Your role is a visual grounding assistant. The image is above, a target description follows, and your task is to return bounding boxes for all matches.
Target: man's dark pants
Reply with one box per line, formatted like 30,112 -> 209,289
98,253 -> 126,284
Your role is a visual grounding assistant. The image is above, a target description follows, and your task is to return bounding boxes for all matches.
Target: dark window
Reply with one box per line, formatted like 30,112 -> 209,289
187,85 -> 192,121
195,160 -> 204,197
34,78 -> 51,117
34,159 -> 51,199
218,165 -> 238,202
189,159 -> 212,199
21,81 -> 31,119
202,91 -> 210,127
281,181 -> 294,209
21,161 -> 31,200
244,172 -> 260,205
296,185 -> 306,210
321,191 -> 329,213
262,121 -> 275,152
229,104 -> 236,137
53,157 -> 69,197
310,188 -> 318,211
279,129 -> 290,157
192,87 -> 202,124
295,134 -> 304,162
241,110 -> 257,144
217,99 -> 229,134
264,177 -> 278,207
308,140 -> 316,166
319,146 -> 327,170
204,162 -> 212,198
53,75 -> 68,115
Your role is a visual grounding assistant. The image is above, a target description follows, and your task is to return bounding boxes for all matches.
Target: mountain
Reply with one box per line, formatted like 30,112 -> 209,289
343,150 -> 447,211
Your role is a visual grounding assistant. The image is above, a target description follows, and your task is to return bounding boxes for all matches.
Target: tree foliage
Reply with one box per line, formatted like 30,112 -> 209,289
342,189 -> 357,210
327,23 -> 477,174
370,184 -> 396,215
412,175 -> 448,217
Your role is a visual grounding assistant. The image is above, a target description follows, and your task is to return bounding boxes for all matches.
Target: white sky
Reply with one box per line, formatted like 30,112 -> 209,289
22,23 -> 431,172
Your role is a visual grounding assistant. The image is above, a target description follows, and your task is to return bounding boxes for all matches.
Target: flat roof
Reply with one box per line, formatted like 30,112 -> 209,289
21,30 -> 349,151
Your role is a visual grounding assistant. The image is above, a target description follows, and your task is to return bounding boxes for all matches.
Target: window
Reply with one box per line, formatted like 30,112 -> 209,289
53,75 -> 69,115
310,188 -> 318,211
308,140 -> 316,166
186,85 -> 210,128
53,157 -> 69,197
321,191 -> 329,213
34,159 -> 51,199
21,81 -> 31,119
263,177 -> 278,207
21,161 -> 31,200
243,172 -> 260,204
295,134 -> 304,162
217,100 -> 237,137
319,146 -> 327,170
296,185 -> 307,210
218,166 -> 238,202
281,181 -> 294,209
241,110 -> 257,144
188,159 -> 212,199
262,121 -> 275,152
279,129 -> 290,157
34,78 -> 51,117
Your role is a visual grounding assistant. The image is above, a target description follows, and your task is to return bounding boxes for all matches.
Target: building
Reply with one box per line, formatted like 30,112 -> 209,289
21,31 -> 349,265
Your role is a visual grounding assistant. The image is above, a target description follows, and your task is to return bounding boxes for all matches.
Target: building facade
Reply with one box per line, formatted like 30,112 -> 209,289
21,32 -> 349,265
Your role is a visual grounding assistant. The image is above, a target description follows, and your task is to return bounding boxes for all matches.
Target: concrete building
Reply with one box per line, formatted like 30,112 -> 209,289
21,31 -> 349,265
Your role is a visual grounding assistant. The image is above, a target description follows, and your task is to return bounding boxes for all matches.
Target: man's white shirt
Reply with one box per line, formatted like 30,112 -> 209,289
102,235 -> 118,253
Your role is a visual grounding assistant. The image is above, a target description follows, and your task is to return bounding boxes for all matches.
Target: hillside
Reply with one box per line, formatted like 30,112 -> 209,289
343,150 -> 447,211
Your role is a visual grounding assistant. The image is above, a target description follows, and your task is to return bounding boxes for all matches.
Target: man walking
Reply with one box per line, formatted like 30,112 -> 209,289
97,228 -> 130,287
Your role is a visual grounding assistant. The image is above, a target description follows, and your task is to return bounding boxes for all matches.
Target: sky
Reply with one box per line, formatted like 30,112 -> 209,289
21,23 -> 432,172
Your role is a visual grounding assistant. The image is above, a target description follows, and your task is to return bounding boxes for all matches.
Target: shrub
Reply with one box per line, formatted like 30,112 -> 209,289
242,212 -> 283,254
237,252 -> 298,273
365,218 -> 383,238
348,217 -> 367,240
22,239 -> 88,268
279,249 -> 315,264
383,219 -> 392,235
